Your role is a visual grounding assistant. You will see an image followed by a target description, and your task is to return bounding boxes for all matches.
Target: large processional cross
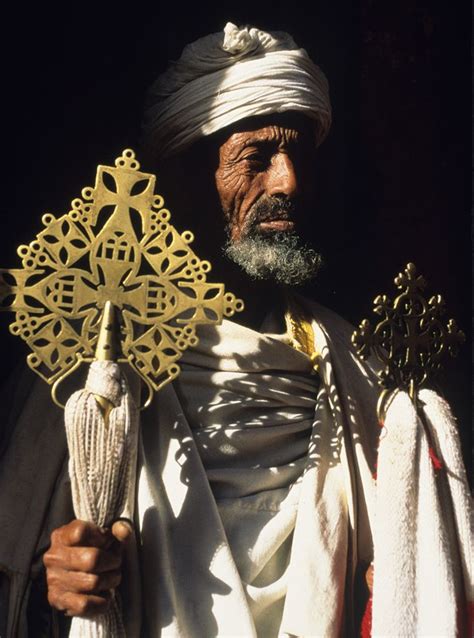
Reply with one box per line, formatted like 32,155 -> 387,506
0,149 -> 244,406
0,148 -> 246,636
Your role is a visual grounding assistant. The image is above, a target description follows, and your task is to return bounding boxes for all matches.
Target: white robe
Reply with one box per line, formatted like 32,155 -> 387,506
124,301 -> 380,637
120,300 -> 471,637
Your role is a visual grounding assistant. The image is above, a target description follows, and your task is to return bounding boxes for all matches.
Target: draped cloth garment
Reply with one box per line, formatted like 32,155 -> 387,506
0,299 -> 469,636
128,302 -> 380,637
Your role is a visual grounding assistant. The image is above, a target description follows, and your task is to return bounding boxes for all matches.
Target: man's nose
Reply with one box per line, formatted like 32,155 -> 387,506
265,153 -> 299,199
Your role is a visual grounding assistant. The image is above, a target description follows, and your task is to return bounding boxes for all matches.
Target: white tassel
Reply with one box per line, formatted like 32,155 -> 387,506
64,360 -> 139,638
372,390 -> 471,637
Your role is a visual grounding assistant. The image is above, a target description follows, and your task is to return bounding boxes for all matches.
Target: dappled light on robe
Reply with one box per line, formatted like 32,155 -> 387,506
135,302 -> 380,637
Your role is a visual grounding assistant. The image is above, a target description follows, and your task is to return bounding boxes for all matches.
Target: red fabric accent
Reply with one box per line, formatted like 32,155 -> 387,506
428,445 -> 443,471
457,599 -> 473,637
360,595 -> 372,638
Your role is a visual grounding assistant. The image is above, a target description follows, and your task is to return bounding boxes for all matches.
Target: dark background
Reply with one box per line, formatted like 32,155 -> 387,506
0,1 -> 471,469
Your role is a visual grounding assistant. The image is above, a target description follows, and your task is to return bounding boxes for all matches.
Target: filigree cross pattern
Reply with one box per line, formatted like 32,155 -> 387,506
352,262 -> 464,393
0,149 -> 244,400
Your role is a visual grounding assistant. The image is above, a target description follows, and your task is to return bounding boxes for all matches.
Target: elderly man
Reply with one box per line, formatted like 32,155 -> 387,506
0,22 -> 470,638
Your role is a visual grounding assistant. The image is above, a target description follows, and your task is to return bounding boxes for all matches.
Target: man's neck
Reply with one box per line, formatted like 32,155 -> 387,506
192,239 -> 290,332
213,261 -> 287,332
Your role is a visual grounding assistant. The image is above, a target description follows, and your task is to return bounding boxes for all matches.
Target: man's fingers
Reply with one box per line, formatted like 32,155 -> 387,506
44,545 -> 121,573
111,520 -> 133,544
50,590 -> 112,618
47,567 -> 121,595
45,519 -> 127,618
51,520 -> 114,550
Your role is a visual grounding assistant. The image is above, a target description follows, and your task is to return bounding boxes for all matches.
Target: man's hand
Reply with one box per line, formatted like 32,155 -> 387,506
43,519 -> 132,618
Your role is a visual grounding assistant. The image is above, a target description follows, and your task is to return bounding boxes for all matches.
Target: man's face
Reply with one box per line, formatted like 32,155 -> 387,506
215,117 -> 316,241
214,115 -> 322,285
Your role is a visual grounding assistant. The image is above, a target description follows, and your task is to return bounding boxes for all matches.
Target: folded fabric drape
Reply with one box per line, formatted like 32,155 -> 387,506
133,302 -> 379,637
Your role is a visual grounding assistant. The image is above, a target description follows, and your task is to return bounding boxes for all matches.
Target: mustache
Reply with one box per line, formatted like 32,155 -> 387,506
242,196 -> 298,233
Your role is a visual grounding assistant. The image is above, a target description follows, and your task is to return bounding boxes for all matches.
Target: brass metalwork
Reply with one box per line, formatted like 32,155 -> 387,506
95,301 -> 119,363
352,262 -> 464,418
0,149 -> 244,407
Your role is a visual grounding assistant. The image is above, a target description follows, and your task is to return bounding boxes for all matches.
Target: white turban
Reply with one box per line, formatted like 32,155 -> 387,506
143,22 -> 332,158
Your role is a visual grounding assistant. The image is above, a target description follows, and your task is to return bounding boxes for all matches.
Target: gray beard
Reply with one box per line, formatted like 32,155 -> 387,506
224,230 -> 322,286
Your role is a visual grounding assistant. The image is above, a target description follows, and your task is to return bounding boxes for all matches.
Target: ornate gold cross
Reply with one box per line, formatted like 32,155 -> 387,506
352,262 -> 464,415
0,149 -> 244,407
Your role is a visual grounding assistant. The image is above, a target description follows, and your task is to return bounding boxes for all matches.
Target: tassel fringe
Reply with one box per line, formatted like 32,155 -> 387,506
64,361 -> 138,638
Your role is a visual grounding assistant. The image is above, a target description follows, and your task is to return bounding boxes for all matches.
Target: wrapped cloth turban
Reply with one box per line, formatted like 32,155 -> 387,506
143,22 -> 332,158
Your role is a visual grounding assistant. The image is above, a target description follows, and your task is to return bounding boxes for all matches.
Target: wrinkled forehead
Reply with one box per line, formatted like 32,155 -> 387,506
216,112 -> 317,143
211,113 -> 318,160
152,112 -> 317,176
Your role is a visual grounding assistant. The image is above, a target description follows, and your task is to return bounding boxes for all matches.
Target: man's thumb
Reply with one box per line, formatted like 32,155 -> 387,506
111,519 -> 134,543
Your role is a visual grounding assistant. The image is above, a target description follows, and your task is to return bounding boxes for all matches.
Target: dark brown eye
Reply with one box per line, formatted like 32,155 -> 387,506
244,152 -> 268,168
